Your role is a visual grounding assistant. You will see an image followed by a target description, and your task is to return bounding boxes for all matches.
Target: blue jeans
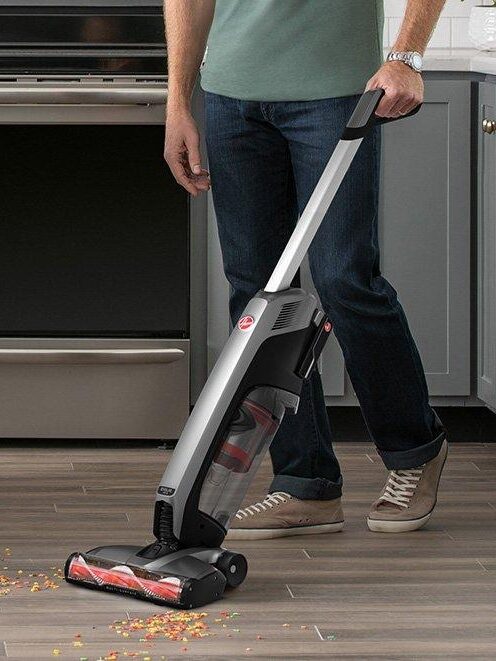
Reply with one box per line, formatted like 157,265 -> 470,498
204,92 -> 445,500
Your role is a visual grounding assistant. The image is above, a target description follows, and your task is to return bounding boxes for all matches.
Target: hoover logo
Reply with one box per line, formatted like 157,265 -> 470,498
238,315 -> 255,332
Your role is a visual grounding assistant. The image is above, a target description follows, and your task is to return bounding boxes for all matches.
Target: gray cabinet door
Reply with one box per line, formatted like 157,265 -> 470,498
378,79 -> 471,397
478,83 -> 496,410
322,80 -> 472,400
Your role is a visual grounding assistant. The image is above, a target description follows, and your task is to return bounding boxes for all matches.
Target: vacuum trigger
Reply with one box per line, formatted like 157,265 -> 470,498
296,312 -> 333,380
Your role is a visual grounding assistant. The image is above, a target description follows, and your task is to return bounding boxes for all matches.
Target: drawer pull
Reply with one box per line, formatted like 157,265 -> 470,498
0,87 -> 167,106
0,348 -> 185,365
482,118 -> 496,134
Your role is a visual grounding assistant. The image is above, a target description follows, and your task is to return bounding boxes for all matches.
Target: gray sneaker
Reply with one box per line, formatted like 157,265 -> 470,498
367,439 -> 448,533
226,491 -> 345,540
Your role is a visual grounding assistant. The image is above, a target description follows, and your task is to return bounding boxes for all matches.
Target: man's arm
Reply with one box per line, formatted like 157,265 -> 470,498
164,0 -> 215,195
367,0 -> 446,118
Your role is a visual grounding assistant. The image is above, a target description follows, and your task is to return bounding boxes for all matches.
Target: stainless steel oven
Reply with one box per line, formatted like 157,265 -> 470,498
0,3 -> 206,439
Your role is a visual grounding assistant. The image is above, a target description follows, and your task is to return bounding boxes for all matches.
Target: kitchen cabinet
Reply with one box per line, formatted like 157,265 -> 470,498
207,79 -> 473,404
478,82 -> 496,411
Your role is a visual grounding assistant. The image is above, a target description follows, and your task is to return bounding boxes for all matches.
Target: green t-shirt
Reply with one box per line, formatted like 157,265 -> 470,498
200,0 -> 384,102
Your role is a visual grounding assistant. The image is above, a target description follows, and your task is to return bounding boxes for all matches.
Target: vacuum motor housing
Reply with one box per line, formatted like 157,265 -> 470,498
156,288 -> 333,550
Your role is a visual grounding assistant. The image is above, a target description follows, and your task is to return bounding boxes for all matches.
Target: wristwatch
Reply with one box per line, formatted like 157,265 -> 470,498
387,51 -> 423,73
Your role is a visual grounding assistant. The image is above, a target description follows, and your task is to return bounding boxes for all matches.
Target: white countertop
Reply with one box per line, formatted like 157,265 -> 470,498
420,48 -> 496,75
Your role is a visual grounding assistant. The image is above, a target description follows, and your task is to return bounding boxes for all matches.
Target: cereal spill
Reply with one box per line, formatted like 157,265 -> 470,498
0,570 -> 63,596
0,551 -> 64,597
109,611 -> 211,642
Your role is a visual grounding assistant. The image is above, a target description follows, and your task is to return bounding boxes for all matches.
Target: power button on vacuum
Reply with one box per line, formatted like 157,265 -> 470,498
296,314 -> 333,380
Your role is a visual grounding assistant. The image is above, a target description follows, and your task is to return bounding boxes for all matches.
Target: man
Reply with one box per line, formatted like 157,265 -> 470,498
164,0 -> 448,539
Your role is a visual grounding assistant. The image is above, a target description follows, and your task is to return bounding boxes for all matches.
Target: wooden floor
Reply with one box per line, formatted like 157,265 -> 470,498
1,441 -> 496,659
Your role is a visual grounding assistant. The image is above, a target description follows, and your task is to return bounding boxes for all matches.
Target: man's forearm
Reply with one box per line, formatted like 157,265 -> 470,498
367,0 -> 446,116
165,0 -> 215,111
393,0 -> 446,53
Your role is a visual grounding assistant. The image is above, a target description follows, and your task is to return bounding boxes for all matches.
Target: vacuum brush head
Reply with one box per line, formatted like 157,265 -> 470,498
65,550 -> 227,609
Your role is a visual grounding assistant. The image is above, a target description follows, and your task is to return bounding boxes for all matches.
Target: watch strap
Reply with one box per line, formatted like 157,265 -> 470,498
387,51 -> 422,73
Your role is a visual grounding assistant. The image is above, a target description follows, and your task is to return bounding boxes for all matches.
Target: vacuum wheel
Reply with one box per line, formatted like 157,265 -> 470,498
215,551 -> 248,588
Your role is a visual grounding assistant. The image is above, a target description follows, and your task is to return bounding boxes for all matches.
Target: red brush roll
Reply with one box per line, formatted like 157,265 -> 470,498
65,553 -> 185,604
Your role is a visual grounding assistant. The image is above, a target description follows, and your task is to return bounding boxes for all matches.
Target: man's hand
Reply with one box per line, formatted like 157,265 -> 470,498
366,61 -> 423,119
164,108 -> 210,197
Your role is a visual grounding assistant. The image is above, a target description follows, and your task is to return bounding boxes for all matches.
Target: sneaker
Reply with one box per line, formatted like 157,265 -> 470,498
367,439 -> 448,533
226,491 -> 344,540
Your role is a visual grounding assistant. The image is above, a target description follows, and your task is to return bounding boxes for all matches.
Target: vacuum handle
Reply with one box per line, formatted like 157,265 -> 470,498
342,89 -> 422,141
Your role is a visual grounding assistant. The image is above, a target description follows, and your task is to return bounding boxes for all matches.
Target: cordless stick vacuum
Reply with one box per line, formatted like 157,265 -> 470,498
65,90 -> 420,608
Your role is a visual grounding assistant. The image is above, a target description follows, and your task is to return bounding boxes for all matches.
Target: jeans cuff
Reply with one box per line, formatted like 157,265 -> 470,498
377,430 -> 446,470
269,474 -> 342,500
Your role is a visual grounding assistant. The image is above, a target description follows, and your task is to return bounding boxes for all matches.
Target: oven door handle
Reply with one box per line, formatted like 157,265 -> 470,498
0,87 -> 167,106
0,348 -> 185,365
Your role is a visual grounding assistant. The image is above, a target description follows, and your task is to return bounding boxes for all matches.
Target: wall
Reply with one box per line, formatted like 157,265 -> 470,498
384,0 -> 493,48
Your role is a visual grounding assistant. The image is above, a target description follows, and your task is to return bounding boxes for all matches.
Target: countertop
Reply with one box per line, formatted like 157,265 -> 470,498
420,48 -> 496,75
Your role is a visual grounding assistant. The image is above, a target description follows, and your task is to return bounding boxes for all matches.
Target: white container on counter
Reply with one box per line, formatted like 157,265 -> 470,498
469,6 -> 496,51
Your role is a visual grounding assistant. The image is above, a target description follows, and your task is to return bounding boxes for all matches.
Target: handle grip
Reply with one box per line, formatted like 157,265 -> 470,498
342,89 -> 422,141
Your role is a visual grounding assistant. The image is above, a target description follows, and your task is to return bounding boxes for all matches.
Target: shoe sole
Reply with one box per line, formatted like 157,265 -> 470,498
366,441 -> 448,534
226,520 -> 344,541
366,511 -> 432,533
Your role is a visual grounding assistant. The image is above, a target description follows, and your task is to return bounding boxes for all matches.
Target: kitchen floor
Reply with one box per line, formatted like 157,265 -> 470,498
2,442 -> 496,659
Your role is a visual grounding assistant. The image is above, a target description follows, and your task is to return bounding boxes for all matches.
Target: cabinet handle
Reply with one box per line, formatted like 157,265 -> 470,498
482,118 -> 496,134
0,87 -> 167,106
0,348 -> 185,365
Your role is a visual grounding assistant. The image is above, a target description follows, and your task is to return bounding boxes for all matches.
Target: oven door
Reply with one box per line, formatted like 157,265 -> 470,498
0,81 -> 191,438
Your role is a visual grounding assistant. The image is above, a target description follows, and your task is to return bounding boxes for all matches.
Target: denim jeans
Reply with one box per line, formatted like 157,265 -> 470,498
204,92 -> 445,500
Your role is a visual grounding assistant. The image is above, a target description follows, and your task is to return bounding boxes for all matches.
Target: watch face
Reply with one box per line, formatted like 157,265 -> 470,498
412,53 -> 423,70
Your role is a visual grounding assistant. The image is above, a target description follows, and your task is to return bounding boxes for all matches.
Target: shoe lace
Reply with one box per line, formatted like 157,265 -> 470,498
379,467 -> 424,508
235,492 -> 292,520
